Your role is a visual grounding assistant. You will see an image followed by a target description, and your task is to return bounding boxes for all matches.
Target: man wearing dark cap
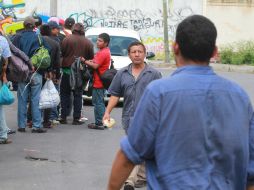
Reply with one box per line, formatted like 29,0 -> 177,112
40,24 -> 61,128
48,21 -> 61,43
63,17 -> 75,36
59,18 -> 75,43
12,16 -> 50,133
59,23 -> 94,125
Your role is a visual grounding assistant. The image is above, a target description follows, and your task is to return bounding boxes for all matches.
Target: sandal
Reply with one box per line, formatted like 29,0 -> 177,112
87,123 -> 105,130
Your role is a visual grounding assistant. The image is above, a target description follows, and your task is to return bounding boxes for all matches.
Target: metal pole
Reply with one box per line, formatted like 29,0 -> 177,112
50,0 -> 58,17
162,0 -> 170,63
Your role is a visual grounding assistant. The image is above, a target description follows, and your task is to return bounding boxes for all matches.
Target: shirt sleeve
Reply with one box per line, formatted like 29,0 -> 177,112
108,71 -> 123,97
1,37 -> 11,58
247,103 -> 254,185
120,84 -> 160,164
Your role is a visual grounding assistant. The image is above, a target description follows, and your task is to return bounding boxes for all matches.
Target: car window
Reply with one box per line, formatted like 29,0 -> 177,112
86,35 -> 139,56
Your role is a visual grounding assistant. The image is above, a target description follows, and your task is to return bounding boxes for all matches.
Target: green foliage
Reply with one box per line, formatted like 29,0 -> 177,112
219,41 -> 254,65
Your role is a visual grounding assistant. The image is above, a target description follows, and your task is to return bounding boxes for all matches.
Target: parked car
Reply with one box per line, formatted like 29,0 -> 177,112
83,27 -> 155,102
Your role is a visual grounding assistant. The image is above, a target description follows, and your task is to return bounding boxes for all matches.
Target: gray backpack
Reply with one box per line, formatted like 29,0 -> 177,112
6,39 -> 32,83
70,57 -> 90,90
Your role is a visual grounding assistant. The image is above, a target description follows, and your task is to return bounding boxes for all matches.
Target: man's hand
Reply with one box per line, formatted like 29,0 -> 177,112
80,57 -> 85,63
45,72 -> 53,80
247,186 -> 254,190
103,111 -> 111,123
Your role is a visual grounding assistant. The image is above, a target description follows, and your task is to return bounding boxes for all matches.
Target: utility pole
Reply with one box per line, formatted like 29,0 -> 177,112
162,0 -> 170,63
50,0 -> 57,16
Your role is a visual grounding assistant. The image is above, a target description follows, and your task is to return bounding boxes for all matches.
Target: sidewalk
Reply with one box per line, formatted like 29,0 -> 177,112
149,60 -> 254,73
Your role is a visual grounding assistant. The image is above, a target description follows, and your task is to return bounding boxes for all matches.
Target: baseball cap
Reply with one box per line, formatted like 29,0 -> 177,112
48,21 -> 60,29
48,17 -> 59,25
23,16 -> 37,27
64,17 -> 75,28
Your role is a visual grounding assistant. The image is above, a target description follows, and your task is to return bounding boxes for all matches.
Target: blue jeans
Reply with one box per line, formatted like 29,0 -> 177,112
92,88 -> 105,125
49,83 -> 59,120
17,72 -> 42,129
0,81 -> 8,140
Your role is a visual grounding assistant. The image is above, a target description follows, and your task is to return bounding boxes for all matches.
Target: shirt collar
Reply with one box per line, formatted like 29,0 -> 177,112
124,63 -> 153,73
172,65 -> 215,76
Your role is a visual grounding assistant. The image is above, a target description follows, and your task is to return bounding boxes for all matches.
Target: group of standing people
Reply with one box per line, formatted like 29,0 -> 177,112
0,16 -> 115,142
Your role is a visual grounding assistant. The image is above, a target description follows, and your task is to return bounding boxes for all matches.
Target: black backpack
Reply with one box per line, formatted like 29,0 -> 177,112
96,59 -> 117,90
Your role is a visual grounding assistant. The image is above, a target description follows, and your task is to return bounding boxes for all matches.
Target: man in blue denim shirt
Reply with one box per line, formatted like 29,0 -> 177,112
108,15 -> 254,190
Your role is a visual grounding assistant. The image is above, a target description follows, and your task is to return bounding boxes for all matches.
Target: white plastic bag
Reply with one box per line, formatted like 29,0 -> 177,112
39,80 -> 60,109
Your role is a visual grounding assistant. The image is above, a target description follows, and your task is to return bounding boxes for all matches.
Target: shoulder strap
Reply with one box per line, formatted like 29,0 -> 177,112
37,34 -> 42,47
110,59 -> 115,69
96,69 -> 101,77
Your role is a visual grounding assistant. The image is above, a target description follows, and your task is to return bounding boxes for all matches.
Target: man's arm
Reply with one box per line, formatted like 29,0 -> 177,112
103,95 -> 120,122
107,149 -> 135,190
1,58 -> 8,83
247,186 -> 254,190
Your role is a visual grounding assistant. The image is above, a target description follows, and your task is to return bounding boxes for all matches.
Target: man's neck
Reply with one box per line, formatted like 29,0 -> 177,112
175,57 -> 209,67
131,62 -> 145,79
132,62 -> 145,70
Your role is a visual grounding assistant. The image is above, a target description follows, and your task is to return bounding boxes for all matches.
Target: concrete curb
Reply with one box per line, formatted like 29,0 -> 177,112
148,61 -> 254,73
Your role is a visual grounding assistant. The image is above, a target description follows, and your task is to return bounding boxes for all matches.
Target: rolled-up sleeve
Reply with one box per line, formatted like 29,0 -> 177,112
120,83 -> 160,164
120,136 -> 144,164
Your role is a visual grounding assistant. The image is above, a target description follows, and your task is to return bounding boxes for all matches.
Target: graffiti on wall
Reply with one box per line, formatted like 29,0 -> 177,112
0,0 -> 26,34
69,6 -> 193,59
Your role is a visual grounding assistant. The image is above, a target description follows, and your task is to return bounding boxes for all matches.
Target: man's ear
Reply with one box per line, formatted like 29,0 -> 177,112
172,42 -> 180,56
212,46 -> 218,58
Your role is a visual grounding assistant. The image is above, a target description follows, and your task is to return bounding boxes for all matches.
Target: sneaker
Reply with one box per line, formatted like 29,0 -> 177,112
80,116 -> 88,122
59,118 -> 67,124
51,120 -> 60,125
72,119 -> 85,125
0,138 -> 12,144
124,183 -> 134,190
18,128 -> 26,132
31,128 -> 47,133
7,129 -> 16,135
87,123 -> 105,130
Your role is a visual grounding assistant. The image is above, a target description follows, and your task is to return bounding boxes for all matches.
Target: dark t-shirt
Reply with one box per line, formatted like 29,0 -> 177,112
42,36 -> 61,79
61,34 -> 94,68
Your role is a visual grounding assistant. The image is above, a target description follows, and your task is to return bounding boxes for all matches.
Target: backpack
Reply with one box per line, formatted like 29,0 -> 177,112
6,37 -> 32,83
30,35 -> 51,69
70,57 -> 90,90
96,59 -> 117,90
7,54 -> 31,83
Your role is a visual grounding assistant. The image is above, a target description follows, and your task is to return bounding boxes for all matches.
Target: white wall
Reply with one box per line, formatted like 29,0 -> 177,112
206,5 -> 254,45
11,0 -> 202,59
55,0 -> 203,58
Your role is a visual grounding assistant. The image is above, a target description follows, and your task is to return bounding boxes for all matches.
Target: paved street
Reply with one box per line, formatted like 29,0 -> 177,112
0,68 -> 254,190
